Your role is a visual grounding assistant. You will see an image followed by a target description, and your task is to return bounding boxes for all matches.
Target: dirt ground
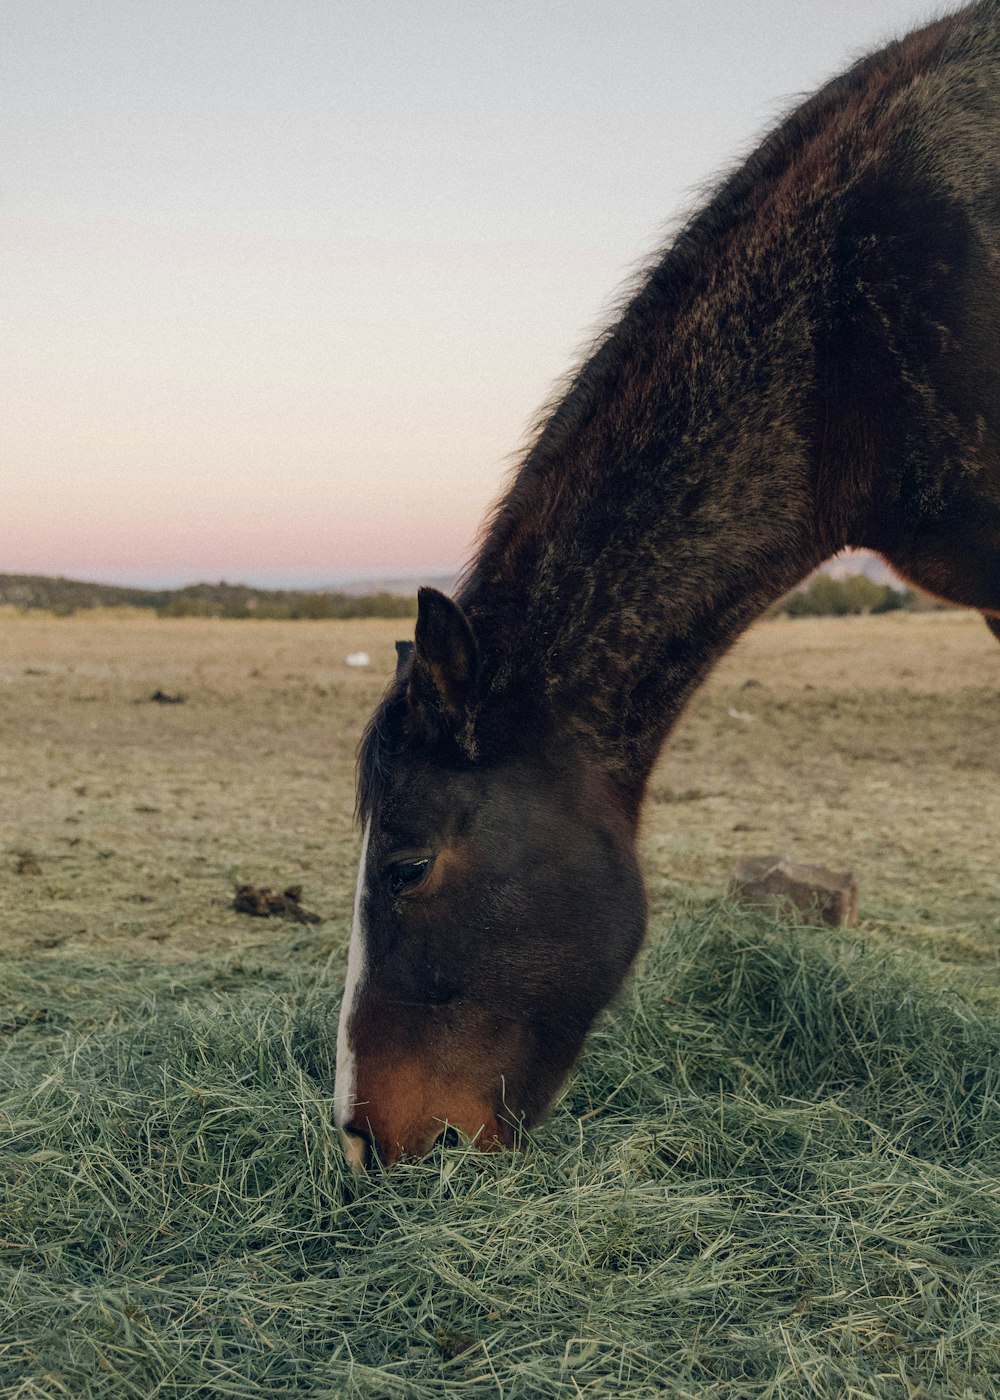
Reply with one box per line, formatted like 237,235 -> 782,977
2,609 -> 999,976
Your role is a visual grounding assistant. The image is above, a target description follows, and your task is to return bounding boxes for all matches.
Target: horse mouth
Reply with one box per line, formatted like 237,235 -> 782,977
339,1104 -> 513,1170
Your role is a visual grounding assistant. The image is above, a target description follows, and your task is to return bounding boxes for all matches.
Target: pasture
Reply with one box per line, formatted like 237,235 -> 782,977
4,611 -> 1000,1396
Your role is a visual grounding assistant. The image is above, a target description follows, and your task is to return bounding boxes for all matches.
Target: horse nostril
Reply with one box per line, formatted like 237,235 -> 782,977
439,1126 -> 463,1150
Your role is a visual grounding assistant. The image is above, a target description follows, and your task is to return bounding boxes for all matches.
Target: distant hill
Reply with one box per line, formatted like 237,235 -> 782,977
0,574 -> 417,620
0,553 -> 914,622
336,573 -> 457,598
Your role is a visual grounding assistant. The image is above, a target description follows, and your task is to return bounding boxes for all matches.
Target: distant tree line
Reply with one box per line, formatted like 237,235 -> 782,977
0,570 -> 932,622
782,574 -> 914,617
0,574 -> 417,620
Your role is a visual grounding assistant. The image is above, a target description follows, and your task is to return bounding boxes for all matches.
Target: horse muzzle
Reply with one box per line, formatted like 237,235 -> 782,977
338,1057 -> 506,1169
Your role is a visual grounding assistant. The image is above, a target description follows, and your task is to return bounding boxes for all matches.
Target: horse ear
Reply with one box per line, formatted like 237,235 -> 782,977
394,639 -> 414,677
407,587 -> 478,737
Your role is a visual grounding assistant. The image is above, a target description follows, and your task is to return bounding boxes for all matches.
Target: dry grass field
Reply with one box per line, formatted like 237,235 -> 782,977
6,609 -> 1000,1398
3,608 -> 999,976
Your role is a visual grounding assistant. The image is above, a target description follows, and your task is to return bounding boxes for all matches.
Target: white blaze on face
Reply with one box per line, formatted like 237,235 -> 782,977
335,820 -> 371,1170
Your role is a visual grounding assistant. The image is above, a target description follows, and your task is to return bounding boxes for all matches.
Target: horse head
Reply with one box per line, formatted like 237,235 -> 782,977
334,587 -> 646,1167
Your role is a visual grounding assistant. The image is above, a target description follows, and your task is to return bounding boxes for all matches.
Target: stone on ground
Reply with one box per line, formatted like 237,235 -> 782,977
728,854 -> 858,928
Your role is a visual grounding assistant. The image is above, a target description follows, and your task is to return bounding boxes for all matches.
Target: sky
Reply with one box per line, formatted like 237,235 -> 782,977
4,0 -> 944,588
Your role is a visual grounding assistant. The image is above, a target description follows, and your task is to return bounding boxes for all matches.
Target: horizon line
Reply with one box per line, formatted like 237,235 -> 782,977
0,565 -> 464,592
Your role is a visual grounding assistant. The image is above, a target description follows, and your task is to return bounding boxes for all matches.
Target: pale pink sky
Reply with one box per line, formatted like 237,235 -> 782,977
4,0 -> 939,588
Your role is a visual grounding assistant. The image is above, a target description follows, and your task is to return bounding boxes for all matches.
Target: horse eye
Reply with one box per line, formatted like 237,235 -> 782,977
386,858 -> 430,897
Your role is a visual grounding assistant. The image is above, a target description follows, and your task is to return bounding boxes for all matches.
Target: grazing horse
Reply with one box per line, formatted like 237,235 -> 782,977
336,1 -> 1000,1166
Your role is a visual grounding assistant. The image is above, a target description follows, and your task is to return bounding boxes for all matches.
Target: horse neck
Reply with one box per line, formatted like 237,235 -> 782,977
458,242 -> 847,799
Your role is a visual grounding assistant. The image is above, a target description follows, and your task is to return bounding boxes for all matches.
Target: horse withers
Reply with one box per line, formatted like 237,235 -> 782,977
337,1 -> 1000,1166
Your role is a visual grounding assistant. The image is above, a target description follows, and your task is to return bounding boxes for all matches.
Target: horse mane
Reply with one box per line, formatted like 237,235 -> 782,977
356,685 -> 407,827
456,10 -> 960,603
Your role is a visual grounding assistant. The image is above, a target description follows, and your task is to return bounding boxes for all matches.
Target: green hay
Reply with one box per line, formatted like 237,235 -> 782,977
4,906 -> 1000,1398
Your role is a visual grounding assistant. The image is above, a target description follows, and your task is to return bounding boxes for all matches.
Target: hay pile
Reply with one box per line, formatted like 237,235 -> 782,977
4,906 -> 1000,1397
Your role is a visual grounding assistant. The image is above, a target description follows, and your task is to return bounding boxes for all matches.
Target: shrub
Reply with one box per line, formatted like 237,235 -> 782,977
785,573 -> 911,616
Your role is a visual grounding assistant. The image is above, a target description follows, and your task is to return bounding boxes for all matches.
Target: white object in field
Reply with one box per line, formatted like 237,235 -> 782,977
345,652 -> 370,667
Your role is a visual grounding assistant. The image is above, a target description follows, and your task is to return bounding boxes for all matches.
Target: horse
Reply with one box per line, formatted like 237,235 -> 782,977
336,0 -> 1000,1167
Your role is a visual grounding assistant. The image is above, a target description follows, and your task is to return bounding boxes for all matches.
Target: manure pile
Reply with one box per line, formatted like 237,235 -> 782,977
4,905 -> 1000,1398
